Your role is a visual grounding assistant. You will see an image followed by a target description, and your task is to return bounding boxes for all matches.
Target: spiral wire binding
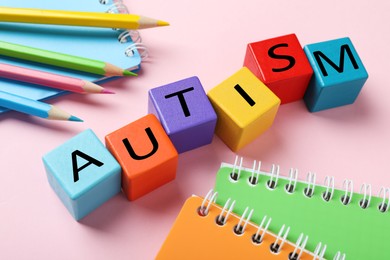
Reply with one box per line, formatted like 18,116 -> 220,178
267,164 -> 280,190
286,168 -> 298,194
124,43 -> 148,59
234,207 -> 254,235
304,172 -> 316,198
198,189 -> 346,259
119,30 -> 141,44
106,2 -> 129,14
198,189 -> 298,259
252,215 -> 272,245
100,0 -> 149,60
216,198 -> 235,226
378,187 -> 390,212
289,233 -> 309,260
313,242 -> 327,259
248,160 -> 261,186
230,155 -> 243,181
198,189 -> 217,216
270,224 -> 290,254
228,156 -> 390,214
99,0 -> 113,5
333,251 -> 346,260
322,176 -> 335,202
359,183 -> 371,209
341,180 -> 353,205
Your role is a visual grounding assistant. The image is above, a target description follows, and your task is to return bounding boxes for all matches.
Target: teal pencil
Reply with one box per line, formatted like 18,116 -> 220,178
0,90 -> 83,122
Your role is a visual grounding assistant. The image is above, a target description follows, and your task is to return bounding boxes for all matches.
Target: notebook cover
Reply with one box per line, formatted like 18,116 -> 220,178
0,0 -> 142,113
214,162 -> 389,259
156,195 -> 318,260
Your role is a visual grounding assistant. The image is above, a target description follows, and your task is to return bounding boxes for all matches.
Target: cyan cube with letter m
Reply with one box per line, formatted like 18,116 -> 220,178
303,37 -> 369,112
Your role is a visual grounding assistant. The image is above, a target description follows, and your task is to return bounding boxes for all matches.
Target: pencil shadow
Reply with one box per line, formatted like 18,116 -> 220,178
236,90 -> 372,160
132,181 -> 185,212
0,77 -> 65,96
0,23 -> 118,38
53,92 -> 115,108
79,182 -> 185,230
100,75 -> 138,89
307,91 -> 372,123
78,194 -> 130,229
0,109 -> 84,133
177,143 -> 225,177
227,102 -> 306,161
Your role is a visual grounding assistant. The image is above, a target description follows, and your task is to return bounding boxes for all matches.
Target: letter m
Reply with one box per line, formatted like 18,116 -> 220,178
313,44 -> 359,77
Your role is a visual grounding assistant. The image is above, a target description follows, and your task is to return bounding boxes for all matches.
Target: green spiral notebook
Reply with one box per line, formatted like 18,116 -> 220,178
214,156 -> 390,259
0,0 -> 144,113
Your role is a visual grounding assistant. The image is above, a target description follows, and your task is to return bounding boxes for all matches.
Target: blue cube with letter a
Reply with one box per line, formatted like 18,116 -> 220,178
42,129 -> 121,221
303,37 -> 368,112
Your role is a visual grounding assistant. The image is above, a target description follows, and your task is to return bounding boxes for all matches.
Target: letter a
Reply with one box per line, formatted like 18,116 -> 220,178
71,150 -> 104,182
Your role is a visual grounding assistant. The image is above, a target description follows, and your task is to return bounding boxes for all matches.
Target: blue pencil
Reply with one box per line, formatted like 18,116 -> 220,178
0,90 -> 83,122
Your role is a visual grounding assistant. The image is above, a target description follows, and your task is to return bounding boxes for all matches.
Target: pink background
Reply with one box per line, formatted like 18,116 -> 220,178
1,0 -> 389,259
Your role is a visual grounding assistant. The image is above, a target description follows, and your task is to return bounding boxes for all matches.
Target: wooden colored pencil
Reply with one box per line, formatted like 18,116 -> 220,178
0,63 -> 114,94
0,41 -> 136,77
0,7 -> 169,30
0,90 -> 83,121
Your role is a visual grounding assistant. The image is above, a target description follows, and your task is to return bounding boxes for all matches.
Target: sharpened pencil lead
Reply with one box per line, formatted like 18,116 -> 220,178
123,70 -> 137,76
157,20 -> 170,26
101,89 -> 115,94
68,115 -> 83,122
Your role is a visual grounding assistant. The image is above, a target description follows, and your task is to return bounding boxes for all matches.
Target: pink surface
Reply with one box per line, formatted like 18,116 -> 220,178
1,0 -> 389,259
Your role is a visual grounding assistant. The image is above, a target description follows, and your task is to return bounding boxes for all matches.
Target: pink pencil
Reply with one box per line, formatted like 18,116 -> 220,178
0,63 -> 114,94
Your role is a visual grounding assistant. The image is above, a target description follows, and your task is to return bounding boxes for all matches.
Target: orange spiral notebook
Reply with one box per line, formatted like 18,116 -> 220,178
156,191 -> 344,259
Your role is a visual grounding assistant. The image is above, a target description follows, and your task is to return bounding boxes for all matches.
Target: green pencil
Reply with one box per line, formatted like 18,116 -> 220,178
0,40 -> 136,77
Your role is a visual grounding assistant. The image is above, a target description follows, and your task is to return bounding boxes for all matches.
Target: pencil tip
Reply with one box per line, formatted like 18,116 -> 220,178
123,70 -> 137,76
101,89 -> 116,94
157,20 -> 170,26
69,115 -> 83,122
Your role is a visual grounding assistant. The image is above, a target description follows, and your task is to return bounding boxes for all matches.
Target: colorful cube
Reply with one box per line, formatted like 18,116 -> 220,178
244,34 -> 313,104
303,37 -> 369,112
105,114 -> 178,201
207,67 -> 281,151
148,76 -> 217,153
42,129 -> 121,221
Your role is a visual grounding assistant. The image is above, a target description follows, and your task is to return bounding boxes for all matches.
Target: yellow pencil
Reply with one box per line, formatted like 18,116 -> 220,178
0,7 -> 170,30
